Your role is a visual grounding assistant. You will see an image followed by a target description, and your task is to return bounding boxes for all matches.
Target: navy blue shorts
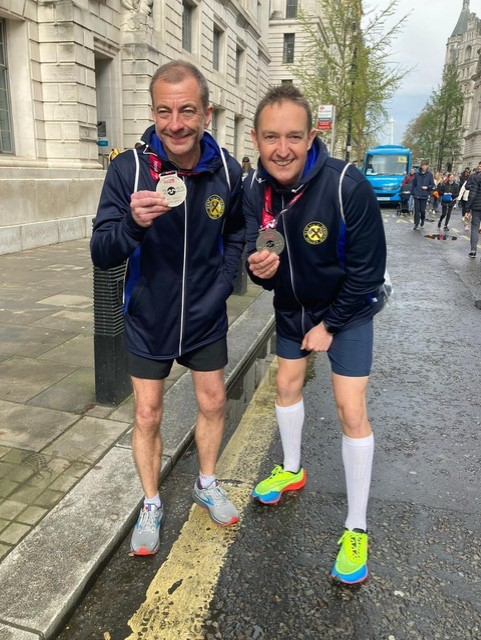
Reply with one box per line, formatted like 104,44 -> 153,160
276,321 -> 373,377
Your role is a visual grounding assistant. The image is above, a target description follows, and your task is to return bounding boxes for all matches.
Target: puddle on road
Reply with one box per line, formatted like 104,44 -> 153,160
423,233 -> 458,241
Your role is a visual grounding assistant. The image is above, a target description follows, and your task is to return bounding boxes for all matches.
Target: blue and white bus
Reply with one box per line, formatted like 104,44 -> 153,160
362,144 -> 412,204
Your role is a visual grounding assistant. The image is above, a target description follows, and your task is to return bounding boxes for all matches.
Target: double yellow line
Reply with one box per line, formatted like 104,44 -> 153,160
126,362 -> 279,640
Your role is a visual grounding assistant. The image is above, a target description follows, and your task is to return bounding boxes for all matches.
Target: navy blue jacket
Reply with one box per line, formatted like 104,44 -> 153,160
412,169 -> 434,199
243,138 -> 386,340
91,125 -> 244,359
466,172 -> 481,212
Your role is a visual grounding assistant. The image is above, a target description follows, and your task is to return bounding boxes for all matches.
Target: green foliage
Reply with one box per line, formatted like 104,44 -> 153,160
291,0 -> 412,161
403,63 -> 464,171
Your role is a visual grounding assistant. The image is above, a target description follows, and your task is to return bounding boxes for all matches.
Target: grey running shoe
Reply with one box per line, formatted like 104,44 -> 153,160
192,480 -> 239,526
130,504 -> 163,555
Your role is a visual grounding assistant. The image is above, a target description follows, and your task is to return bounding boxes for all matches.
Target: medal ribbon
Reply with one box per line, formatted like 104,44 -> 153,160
260,184 -> 306,231
149,155 -> 199,182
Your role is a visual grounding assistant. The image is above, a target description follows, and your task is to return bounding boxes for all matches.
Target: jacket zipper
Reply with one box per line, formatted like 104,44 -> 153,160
281,200 -> 306,334
179,177 -> 188,354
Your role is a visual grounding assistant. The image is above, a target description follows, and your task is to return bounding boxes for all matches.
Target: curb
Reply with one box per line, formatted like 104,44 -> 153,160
0,292 -> 275,640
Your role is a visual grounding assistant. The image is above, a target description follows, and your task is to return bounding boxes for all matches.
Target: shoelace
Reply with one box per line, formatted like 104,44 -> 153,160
267,464 -> 284,479
202,483 -> 229,506
338,530 -> 364,561
138,508 -> 159,533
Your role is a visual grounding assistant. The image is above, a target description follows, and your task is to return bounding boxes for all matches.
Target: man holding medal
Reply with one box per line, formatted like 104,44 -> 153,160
243,84 -> 386,585
91,60 -> 244,555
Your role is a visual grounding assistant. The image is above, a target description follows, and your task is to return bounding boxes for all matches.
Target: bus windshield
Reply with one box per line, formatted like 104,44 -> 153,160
365,154 -> 408,176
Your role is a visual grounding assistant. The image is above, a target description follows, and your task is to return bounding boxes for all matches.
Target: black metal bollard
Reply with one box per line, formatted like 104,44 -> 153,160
232,247 -> 247,295
93,263 -> 132,405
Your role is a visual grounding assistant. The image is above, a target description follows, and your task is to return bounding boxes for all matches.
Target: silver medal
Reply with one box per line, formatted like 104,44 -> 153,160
256,229 -> 285,255
156,173 -> 187,207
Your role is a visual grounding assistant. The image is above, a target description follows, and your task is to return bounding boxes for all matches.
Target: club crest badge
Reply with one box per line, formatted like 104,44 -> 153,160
206,195 -> 225,219
303,221 -> 328,245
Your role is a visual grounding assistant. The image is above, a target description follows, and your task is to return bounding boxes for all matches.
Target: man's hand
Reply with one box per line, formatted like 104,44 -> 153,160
301,322 -> 334,352
130,190 -> 171,228
248,250 -> 280,279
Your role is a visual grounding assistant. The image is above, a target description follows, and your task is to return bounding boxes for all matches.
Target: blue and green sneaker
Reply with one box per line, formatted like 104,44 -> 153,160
330,529 -> 369,584
252,464 -> 306,504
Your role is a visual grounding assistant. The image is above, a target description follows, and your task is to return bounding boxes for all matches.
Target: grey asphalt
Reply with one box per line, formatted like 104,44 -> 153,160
0,239 -> 274,640
53,207 -> 481,640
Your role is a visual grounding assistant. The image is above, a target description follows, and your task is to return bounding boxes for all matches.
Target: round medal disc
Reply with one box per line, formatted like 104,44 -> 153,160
256,229 -> 285,255
156,174 -> 187,207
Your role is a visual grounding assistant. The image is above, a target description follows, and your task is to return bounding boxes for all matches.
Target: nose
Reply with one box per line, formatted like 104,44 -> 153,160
168,112 -> 185,131
275,137 -> 290,157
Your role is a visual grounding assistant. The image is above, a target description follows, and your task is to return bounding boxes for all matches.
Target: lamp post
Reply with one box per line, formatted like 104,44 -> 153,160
345,11 -> 360,162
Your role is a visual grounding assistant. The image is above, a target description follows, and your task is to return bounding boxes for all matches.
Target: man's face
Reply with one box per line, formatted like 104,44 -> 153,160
251,101 -> 316,187
421,163 -> 428,172
151,75 -> 213,169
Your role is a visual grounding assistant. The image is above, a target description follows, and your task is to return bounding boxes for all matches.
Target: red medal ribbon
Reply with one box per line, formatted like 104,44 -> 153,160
260,184 -> 306,231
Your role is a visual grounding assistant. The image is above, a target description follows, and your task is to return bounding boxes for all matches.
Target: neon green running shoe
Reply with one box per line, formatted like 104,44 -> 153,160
252,464 -> 306,504
330,529 -> 369,584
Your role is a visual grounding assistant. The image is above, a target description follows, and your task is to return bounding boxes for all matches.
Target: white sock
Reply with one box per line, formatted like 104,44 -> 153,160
276,399 -> 304,473
198,472 -> 216,489
144,493 -> 162,509
342,433 -> 374,532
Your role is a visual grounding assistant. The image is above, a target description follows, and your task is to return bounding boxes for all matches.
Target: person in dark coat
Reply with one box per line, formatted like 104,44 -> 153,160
243,84 -> 386,586
91,60 -> 244,556
465,167 -> 481,258
437,173 -> 460,231
411,160 -> 435,229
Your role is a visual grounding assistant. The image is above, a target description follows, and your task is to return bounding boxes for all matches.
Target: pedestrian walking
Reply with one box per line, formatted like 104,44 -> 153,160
458,167 -> 471,229
437,173 -> 459,231
243,84 -> 386,585
411,160 -> 434,229
464,167 -> 481,258
399,168 -> 415,215
91,60 -> 244,555
431,171 -> 443,214
241,156 -> 253,181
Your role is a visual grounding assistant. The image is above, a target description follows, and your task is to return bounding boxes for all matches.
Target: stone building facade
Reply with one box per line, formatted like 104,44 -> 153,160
0,0 -> 270,255
445,0 -> 481,169
267,0 -> 317,86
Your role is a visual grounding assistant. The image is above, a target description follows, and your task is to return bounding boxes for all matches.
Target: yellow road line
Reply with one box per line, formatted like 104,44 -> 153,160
125,361 -> 279,640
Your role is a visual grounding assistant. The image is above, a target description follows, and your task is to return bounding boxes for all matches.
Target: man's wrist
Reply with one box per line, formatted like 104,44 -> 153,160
322,320 -> 337,335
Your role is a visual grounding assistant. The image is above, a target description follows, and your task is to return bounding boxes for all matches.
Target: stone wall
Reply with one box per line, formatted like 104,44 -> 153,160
0,0 -> 270,254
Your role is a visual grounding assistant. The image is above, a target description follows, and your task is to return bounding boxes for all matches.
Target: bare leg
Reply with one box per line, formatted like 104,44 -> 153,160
276,356 -> 309,406
191,369 -> 226,476
130,377 -> 164,499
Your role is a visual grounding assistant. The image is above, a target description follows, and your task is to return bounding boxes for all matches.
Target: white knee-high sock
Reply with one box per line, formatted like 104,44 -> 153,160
342,433 -> 374,532
276,399 -> 304,473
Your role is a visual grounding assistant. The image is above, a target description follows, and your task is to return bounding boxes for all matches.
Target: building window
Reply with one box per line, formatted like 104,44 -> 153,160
283,33 -> 295,64
211,109 -> 219,140
286,0 -> 298,19
281,78 -> 293,84
235,47 -> 244,84
182,1 -> 194,52
0,19 -> 13,154
213,27 -> 222,71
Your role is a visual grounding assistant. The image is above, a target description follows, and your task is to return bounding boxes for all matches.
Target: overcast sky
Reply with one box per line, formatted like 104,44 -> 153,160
371,0 -> 475,145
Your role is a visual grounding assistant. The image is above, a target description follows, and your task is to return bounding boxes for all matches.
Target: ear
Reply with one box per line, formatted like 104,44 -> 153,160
204,104 -> 214,128
307,128 -> 316,150
251,128 -> 259,152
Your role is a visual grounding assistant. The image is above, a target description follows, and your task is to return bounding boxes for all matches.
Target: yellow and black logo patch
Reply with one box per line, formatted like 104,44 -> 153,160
206,195 -> 225,219
303,221 -> 328,245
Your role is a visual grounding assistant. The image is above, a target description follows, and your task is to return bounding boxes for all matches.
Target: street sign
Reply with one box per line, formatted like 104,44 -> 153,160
317,104 -> 334,121
316,120 -> 332,131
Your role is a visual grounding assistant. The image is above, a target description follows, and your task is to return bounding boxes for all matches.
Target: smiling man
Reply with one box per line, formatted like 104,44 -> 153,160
243,84 -> 386,585
91,60 -> 244,556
